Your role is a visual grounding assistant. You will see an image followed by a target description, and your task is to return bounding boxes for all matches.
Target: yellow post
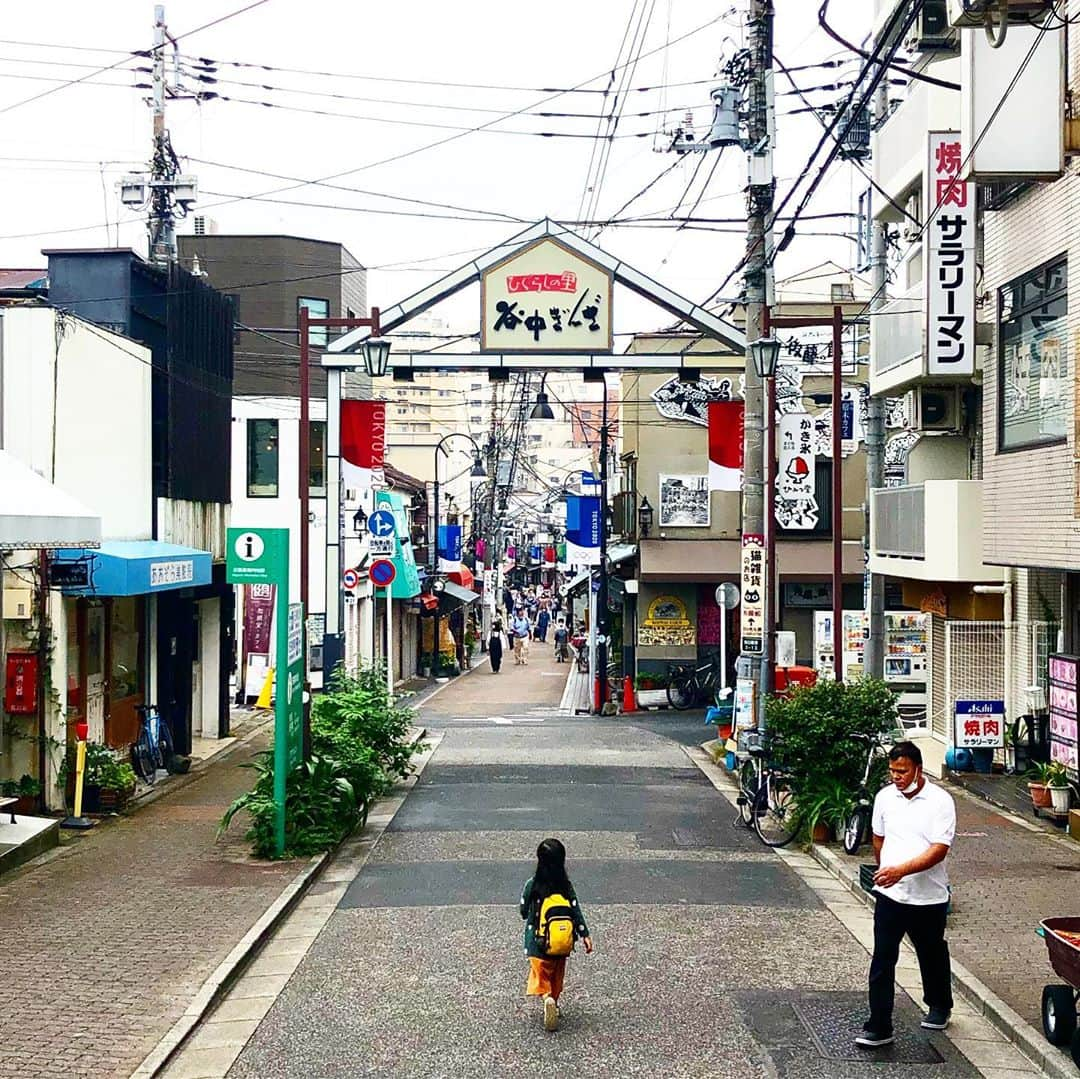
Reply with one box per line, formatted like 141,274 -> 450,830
72,738 -> 87,819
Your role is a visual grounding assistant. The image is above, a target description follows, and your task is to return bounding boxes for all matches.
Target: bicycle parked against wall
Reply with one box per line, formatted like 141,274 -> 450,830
735,729 -> 800,848
131,703 -> 178,784
665,656 -> 724,710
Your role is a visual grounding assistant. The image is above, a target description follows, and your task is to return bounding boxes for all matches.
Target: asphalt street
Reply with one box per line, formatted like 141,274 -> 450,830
221,657 -> 995,1078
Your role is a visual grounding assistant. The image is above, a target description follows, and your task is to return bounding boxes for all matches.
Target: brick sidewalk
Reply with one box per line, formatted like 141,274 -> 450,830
0,726 -> 301,1079
928,781 -> 1080,1031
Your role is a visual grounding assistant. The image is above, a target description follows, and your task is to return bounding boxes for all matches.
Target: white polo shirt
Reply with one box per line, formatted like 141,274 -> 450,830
871,779 -> 956,906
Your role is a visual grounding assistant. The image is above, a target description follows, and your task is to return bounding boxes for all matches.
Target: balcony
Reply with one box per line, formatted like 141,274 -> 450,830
870,480 -> 1004,583
870,287 -> 923,396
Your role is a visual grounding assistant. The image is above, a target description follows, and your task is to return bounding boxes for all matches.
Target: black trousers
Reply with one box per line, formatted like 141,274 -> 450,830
869,893 -> 952,1030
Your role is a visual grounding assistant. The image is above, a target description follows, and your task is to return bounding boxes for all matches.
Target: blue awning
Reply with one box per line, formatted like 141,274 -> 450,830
52,541 -> 213,596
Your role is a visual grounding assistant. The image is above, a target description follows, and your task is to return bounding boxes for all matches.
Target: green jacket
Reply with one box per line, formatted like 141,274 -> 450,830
519,876 -> 590,958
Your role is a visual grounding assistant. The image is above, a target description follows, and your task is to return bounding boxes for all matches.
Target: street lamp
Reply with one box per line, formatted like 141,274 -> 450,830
530,375 -> 555,420
750,336 -> 781,379
361,336 -> 392,377
352,508 -> 367,536
637,496 -> 654,538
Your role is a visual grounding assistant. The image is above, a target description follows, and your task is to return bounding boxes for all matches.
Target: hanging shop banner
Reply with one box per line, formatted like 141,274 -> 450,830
954,699 -> 1005,749
565,494 -> 602,565
776,413 -> 818,531
244,583 -> 276,656
480,237 -> 613,353
926,131 -> 975,377
707,401 -> 744,492
740,534 -> 765,656
437,524 -> 462,573
340,400 -> 386,490
1049,654 -> 1079,776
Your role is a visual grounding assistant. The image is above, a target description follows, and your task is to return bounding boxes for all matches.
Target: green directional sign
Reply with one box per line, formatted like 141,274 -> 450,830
227,527 -> 303,856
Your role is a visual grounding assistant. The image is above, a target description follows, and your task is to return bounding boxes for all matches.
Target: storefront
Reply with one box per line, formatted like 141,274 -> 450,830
52,541 -> 214,752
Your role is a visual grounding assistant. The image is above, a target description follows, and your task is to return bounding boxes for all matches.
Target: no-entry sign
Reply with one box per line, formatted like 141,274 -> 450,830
370,559 -> 396,588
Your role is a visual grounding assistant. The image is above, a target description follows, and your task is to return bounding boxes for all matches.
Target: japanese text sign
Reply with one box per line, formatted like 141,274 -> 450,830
740,534 -> 765,656
1048,653 -> 1079,776
954,699 -> 1005,749
926,132 -> 975,378
481,237 -> 613,353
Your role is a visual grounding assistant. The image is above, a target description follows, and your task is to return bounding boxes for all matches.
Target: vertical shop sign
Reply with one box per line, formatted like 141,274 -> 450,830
244,583 -> 276,655
340,400 -> 386,490
926,132 -> 975,377
1049,653 -> 1079,776
740,534 -> 765,656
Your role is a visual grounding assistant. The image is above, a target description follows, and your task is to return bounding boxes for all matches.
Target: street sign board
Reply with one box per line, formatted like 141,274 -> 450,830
954,699 -> 1005,749
284,603 -> 304,771
370,559 -> 396,588
367,509 -> 396,539
368,535 -> 395,556
740,535 -> 765,656
342,567 -> 360,590
715,582 -> 740,610
226,528 -> 289,586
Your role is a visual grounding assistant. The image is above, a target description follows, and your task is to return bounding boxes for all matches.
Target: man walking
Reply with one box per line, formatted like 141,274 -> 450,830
510,607 -> 532,665
856,741 -> 955,1049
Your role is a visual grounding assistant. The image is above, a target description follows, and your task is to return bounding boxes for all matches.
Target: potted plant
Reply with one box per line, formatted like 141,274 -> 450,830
420,652 -> 434,678
1028,761 -> 1056,811
0,776 -> 36,814
801,776 -> 856,844
1044,761 -> 1073,816
98,760 -> 137,813
634,673 -> 667,709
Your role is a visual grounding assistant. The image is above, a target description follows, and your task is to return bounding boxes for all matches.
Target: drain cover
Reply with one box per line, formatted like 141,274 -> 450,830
792,997 -> 943,1064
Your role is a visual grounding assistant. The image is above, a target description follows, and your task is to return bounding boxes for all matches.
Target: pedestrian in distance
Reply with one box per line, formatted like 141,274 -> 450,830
489,618 -> 505,674
856,740 -> 956,1050
536,607 -> 551,643
553,621 -> 570,663
511,607 -> 532,665
519,837 -> 592,1032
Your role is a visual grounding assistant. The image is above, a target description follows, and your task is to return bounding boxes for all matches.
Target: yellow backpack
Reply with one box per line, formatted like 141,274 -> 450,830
537,893 -> 576,957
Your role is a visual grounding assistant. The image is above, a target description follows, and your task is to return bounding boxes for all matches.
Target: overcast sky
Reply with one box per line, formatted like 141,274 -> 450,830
0,0 -> 870,337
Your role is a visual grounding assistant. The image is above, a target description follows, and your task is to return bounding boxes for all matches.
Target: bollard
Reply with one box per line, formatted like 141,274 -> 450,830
622,675 -> 636,714
61,719 -> 95,830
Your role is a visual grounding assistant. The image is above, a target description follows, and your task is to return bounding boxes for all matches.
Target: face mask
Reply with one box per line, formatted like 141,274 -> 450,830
901,774 -> 921,794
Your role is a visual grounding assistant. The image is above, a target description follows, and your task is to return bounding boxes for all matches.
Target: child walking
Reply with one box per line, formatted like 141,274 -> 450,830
519,837 -> 592,1032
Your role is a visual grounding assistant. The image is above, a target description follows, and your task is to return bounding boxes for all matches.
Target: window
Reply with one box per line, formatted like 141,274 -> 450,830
298,297 -> 330,347
309,420 -> 326,493
110,597 -> 143,701
999,256 -> 1068,451
397,407 -> 408,415
246,418 -> 279,497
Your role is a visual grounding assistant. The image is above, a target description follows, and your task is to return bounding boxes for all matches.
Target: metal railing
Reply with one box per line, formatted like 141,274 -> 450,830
872,484 -> 925,558
871,291 -> 923,378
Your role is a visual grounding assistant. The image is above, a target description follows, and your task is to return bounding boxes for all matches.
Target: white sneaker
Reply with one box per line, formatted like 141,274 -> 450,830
543,994 -> 559,1031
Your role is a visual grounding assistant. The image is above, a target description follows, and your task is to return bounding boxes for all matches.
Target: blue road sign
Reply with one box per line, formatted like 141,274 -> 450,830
370,559 -> 396,588
367,509 -> 396,538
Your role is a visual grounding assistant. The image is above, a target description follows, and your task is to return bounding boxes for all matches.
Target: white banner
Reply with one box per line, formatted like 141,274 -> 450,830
926,131 -> 975,377
778,413 -> 815,499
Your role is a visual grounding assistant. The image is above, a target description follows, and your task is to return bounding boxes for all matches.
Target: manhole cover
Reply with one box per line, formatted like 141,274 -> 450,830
792,998 -> 943,1064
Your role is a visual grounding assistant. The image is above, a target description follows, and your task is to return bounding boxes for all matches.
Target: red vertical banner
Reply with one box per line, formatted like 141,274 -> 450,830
708,401 -> 744,491
244,584 -> 276,655
341,400 -> 386,490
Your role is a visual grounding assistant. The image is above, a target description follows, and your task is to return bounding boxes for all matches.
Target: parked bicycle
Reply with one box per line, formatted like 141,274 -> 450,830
735,729 -> 800,848
131,703 -> 178,784
841,729 -> 897,854
665,656 -> 725,710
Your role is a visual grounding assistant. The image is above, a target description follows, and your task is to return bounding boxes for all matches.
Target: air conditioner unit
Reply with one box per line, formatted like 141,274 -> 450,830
904,386 -> 962,432
901,193 -> 922,242
905,0 -> 955,51
947,0 -> 1054,28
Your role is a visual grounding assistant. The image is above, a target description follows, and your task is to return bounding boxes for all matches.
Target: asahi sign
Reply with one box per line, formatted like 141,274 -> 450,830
480,237 -> 613,353
925,131 -> 975,378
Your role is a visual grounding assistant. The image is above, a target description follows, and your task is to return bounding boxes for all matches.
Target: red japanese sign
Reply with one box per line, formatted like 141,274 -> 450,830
4,652 -> 38,715
506,272 -> 577,294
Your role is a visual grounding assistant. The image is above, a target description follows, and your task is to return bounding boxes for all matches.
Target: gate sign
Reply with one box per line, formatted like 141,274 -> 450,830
480,236 -> 613,353
740,534 -> 765,656
954,699 -> 1005,749
370,559 -> 396,588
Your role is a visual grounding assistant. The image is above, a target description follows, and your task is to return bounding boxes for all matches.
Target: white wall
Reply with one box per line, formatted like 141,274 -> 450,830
1,308 -> 153,540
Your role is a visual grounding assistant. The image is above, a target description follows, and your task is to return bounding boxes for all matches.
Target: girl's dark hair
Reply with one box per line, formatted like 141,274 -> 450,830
532,837 -> 571,901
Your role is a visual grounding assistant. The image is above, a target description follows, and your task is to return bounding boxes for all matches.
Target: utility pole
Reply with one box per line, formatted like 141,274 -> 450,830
863,72 -> 889,680
595,381 -> 611,713
741,0 -> 776,728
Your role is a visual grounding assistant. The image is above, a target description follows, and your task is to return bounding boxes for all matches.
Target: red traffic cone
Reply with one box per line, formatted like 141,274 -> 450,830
623,675 -> 636,714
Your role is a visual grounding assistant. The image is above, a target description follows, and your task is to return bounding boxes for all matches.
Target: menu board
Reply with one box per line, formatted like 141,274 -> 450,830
1048,653 -> 1079,777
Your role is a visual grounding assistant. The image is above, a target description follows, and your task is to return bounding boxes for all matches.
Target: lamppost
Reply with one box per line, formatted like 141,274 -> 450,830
750,333 -> 781,729
431,432 -> 486,679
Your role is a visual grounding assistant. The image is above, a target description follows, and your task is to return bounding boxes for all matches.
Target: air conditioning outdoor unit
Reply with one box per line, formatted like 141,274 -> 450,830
901,193 -> 922,242
904,386 -> 962,432
946,0 -> 1054,28
905,0 -> 955,51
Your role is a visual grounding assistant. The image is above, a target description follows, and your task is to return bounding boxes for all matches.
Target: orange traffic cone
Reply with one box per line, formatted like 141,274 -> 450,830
623,675 -> 636,714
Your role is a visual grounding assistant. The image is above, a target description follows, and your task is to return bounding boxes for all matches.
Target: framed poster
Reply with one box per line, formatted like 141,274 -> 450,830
659,474 -> 710,527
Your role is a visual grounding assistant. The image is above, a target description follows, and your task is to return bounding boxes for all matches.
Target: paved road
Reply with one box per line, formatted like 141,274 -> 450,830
217,654 -> 1014,1078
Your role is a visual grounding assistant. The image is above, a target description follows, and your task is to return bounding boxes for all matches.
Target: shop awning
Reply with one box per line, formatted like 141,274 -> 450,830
639,538 -> 865,581
563,569 -> 592,597
607,543 -> 637,566
0,450 -> 102,549
52,540 -> 213,596
440,580 -> 479,606
448,566 -> 475,590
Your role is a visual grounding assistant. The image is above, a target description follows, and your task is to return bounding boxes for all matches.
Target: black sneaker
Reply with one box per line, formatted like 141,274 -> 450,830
855,1027 -> 894,1049
921,1008 -> 951,1030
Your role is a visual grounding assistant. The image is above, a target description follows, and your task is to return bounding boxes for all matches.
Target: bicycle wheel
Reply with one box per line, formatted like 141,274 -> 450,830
753,771 -> 800,848
131,732 -> 156,784
666,676 -> 696,710
738,759 -> 759,826
843,804 -> 871,855
158,719 -> 177,774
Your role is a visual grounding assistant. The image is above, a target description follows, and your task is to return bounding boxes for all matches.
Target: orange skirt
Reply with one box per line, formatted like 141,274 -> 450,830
526,957 -> 567,1001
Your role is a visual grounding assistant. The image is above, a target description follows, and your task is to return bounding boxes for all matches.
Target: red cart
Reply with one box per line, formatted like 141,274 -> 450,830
1038,916 -> 1080,1069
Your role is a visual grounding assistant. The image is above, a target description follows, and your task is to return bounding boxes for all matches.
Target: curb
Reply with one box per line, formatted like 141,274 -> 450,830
129,726 -> 431,1079
805,842 -> 1076,1079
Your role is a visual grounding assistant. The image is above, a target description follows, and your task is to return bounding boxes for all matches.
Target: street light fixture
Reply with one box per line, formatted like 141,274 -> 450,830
353,508 -> 367,535
749,335 -> 781,380
361,336 -> 392,377
470,454 -> 487,479
637,495 -> 654,538
530,391 -> 555,420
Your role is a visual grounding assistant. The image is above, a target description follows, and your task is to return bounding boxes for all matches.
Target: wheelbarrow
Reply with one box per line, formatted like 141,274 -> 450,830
1037,916 -> 1080,1069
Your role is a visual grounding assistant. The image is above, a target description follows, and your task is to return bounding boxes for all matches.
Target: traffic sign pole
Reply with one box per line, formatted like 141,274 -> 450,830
385,583 -> 393,701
